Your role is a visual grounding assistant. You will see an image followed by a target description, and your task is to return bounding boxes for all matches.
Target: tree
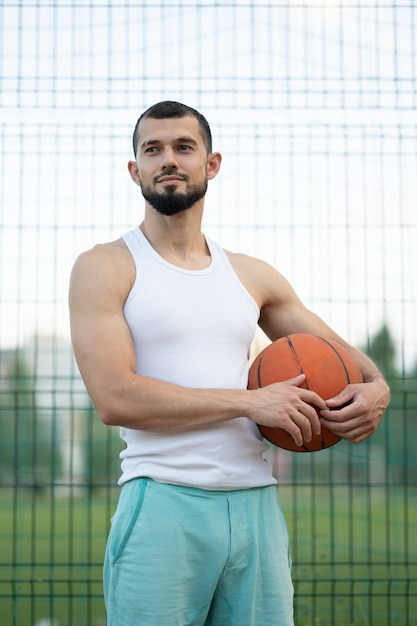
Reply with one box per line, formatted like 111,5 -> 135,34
363,323 -> 396,376
83,401 -> 124,491
0,351 -> 53,488
363,324 -> 417,484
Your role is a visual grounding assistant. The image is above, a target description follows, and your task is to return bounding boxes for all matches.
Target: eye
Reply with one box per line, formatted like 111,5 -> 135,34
178,145 -> 192,151
144,146 -> 159,154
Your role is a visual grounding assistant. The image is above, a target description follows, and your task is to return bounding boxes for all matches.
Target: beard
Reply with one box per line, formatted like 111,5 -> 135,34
140,171 -> 208,216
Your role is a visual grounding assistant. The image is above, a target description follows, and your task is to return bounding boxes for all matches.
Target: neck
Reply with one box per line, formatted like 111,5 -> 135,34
140,208 -> 210,269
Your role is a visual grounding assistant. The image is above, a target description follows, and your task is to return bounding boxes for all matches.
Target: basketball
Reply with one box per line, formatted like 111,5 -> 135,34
248,333 -> 363,452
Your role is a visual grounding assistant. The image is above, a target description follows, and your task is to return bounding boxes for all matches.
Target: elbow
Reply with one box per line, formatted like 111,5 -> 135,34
93,393 -> 148,429
97,408 -> 119,427
87,375 -> 153,429
93,395 -> 129,427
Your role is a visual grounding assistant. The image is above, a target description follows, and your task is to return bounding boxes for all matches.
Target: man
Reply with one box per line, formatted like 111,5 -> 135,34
69,101 -> 389,626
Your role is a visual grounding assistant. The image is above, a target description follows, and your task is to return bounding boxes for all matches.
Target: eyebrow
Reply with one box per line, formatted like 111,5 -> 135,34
140,136 -> 199,150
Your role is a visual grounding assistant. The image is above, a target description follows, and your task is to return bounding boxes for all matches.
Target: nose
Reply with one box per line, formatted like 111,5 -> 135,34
160,146 -> 179,170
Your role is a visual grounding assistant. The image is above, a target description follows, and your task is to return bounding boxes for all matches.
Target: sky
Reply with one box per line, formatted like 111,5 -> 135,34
1,0 -> 416,370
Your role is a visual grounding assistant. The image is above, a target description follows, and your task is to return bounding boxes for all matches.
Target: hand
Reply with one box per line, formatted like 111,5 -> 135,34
319,378 -> 390,443
248,374 -> 326,448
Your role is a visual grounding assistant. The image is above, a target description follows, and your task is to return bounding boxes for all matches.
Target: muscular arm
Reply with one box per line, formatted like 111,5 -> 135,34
69,243 -> 324,445
229,252 -> 390,443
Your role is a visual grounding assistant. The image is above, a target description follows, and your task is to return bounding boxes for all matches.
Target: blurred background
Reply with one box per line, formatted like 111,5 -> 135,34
0,1 -> 416,624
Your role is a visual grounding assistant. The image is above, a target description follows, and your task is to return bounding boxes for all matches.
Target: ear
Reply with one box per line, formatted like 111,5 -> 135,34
128,160 -> 141,187
206,151 -> 222,181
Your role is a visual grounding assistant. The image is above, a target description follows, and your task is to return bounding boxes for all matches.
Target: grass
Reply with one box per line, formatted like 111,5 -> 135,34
280,484 -> 417,625
0,487 -> 113,626
1,485 -> 416,626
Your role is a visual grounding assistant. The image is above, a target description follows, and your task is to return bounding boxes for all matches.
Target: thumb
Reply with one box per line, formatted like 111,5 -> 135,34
325,385 -> 354,408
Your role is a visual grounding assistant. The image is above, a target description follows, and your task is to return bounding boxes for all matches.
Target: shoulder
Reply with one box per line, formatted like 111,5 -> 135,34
223,249 -> 297,308
224,248 -> 319,340
72,238 -> 133,271
223,249 -> 274,277
70,238 -> 135,304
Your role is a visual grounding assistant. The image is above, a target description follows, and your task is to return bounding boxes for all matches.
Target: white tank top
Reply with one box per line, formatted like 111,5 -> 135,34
118,226 -> 275,490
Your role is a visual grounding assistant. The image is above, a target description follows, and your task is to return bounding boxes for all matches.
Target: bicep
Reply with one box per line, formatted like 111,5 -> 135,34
230,251 -> 347,344
69,252 -> 137,410
257,266 -> 343,342
259,298 -> 328,341
252,260 -> 384,387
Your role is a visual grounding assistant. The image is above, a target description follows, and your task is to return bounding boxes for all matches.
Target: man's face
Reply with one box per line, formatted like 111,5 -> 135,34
133,116 -> 210,216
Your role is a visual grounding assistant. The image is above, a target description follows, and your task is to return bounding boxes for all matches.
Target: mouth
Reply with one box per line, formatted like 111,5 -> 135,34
156,175 -> 186,184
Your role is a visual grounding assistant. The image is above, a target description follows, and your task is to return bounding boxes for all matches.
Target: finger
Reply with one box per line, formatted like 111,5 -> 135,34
299,404 -> 322,436
291,402 -> 322,441
320,408 -> 348,422
284,414 -> 313,447
325,385 -> 357,408
283,389 -> 324,436
287,374 -> 306,386
286,423 -> 304,448
292,390 -> 327,436
298,389 -> 328,412
284,386 -> 323,437
320,414 -> 367,441
320,400 -> 357,422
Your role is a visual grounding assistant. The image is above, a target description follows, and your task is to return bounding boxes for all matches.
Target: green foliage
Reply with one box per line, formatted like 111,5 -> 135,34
0,351 -> 55,487
363,323 -> 397,376
83,402 -> 124,489
361,324 -> 417,484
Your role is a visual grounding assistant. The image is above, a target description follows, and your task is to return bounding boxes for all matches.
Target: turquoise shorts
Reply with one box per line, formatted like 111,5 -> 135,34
104,478 -> 294,626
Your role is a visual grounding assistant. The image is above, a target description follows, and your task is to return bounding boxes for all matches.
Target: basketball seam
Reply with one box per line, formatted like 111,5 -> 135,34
312,335 -> 350,446
288,336 -> 316,451
253,334 -> 349,452
313,335 -> 352,383
287,336 -> 307,386
256,354 -> 264,387
293,335 -> 340,451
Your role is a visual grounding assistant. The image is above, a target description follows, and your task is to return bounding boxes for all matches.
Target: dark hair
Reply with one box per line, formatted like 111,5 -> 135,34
132,101 -> 213,157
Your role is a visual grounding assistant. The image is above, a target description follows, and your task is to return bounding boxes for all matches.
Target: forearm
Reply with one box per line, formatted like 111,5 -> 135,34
92,373 -> 252,431
90,371 -> 328,450
343,343 -> 389,388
